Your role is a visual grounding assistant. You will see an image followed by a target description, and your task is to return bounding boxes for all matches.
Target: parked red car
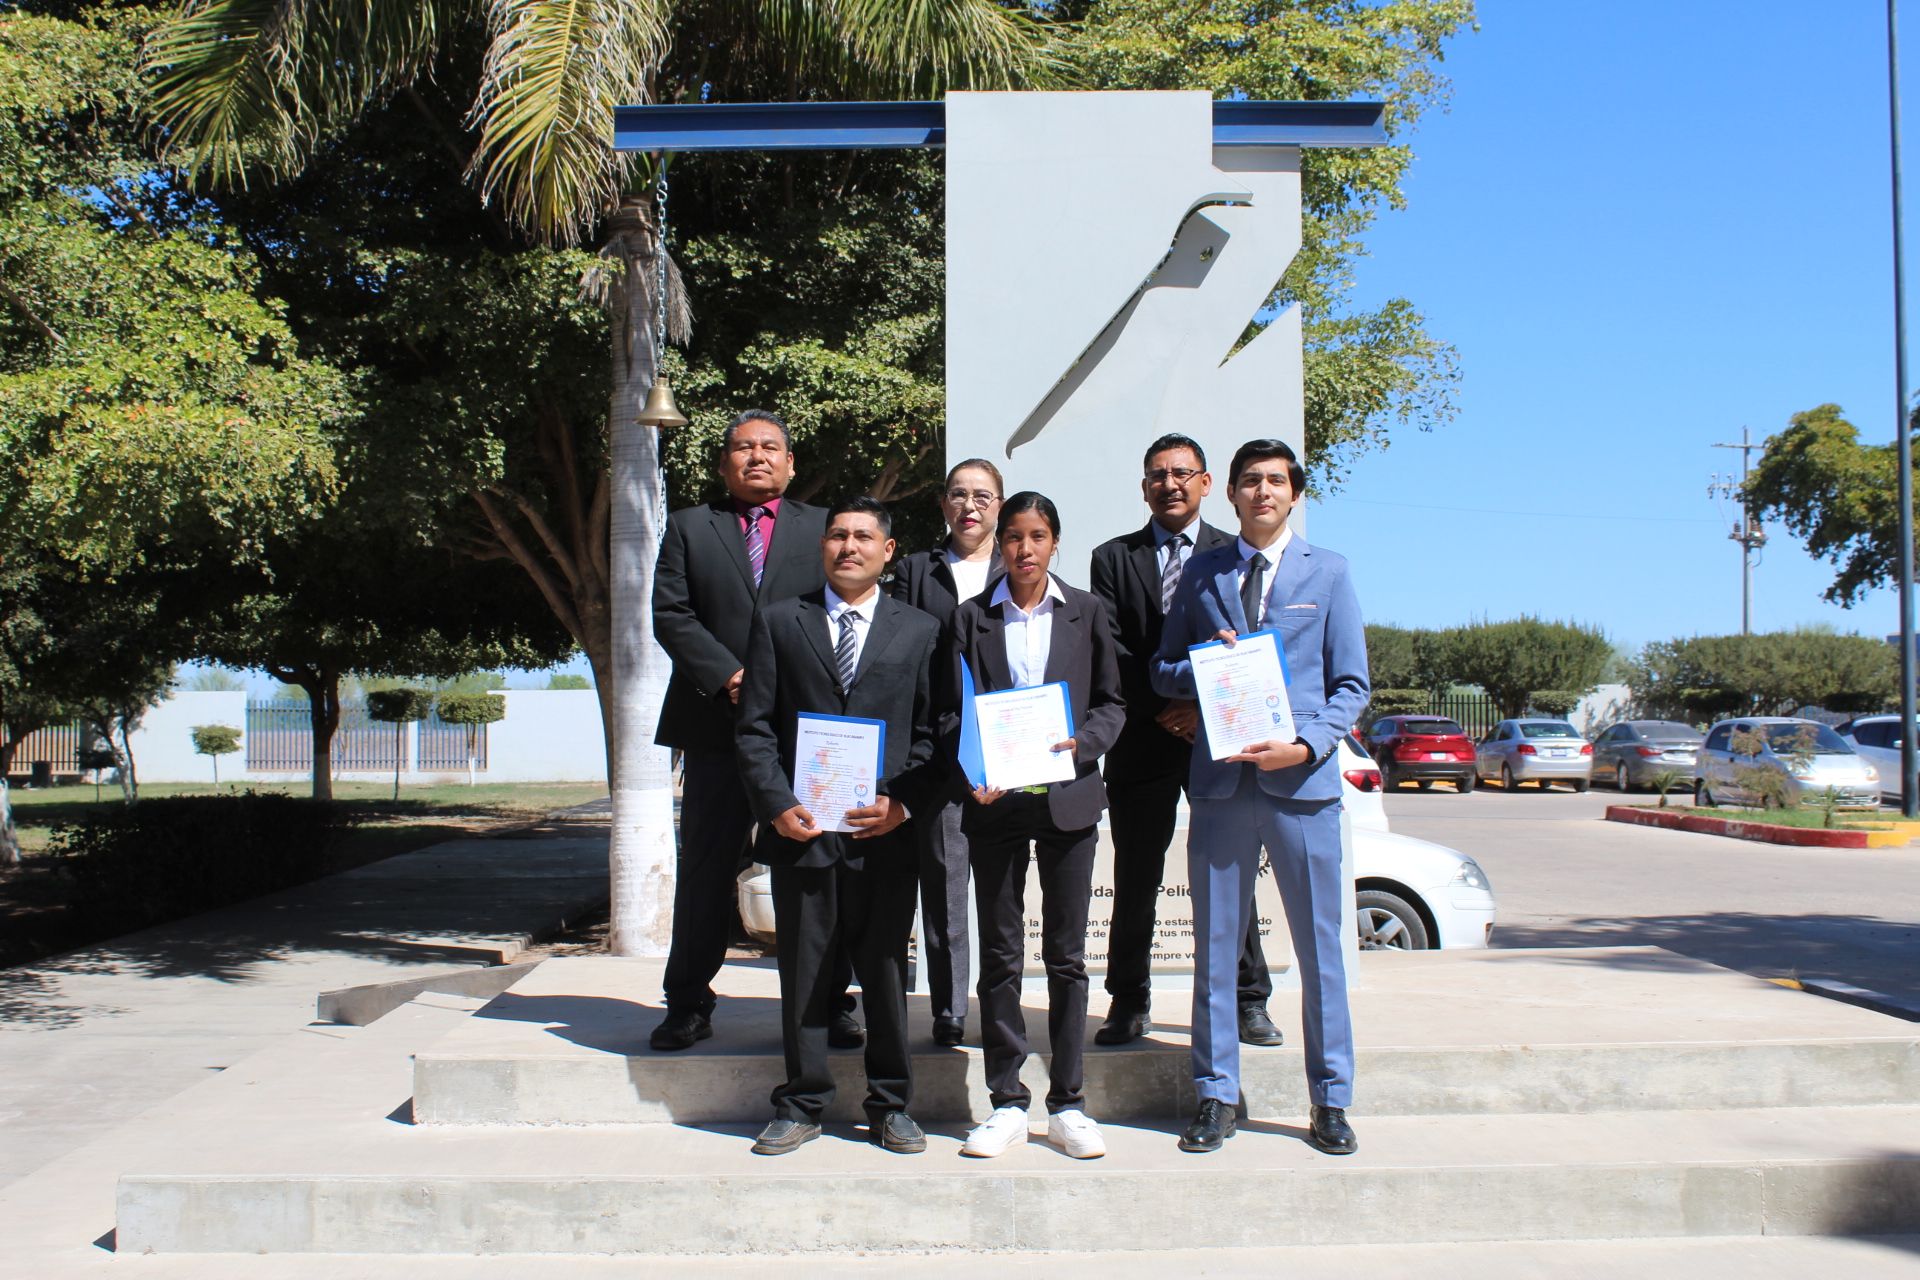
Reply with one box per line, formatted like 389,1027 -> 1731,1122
1362,715 -> 1478,793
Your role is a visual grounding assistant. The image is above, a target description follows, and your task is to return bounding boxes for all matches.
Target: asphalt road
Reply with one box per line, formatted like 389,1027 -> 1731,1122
1382,783 -> 1920,1011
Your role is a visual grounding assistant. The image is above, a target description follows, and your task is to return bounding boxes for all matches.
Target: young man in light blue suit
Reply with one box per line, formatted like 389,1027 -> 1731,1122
1151,438 -> 1370,1155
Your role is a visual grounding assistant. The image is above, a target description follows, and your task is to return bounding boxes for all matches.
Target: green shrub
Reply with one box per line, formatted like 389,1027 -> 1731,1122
46,793 -> 344,935
365,688 -> 434,723
1367,688 -> 1428,718
546,674 -> 592,690
1527,690 -> 1583,717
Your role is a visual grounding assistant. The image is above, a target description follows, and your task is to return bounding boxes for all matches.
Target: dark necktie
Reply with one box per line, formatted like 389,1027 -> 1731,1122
1160,532 -> 1190,612
744,506 -> 770,587
835,610 -> 859,691
1240,550 -> 1268,631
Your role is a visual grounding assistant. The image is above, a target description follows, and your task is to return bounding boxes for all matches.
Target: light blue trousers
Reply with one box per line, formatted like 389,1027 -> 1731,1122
1189,768 -> 1352,1109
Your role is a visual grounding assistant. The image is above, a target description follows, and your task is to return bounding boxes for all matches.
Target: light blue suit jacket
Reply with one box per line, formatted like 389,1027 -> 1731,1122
1150,536 -> 1370,801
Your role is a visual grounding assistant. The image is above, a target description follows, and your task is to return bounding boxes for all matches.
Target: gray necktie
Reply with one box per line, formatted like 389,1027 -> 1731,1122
835,611 -> 859,691
1160,532 -> 1189,612
1240,551 -> 1269,631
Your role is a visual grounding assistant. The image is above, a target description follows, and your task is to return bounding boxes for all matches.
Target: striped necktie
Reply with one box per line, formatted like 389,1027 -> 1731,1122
1160,531 -> 1190,612
835,610 -> 860,691
1240,550 -> 1269,631
743,506 -> 770,587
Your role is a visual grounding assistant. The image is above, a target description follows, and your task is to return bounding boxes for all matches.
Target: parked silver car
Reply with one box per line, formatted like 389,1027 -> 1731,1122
1694,717 -> 1881,808
1475,719 -> 1593,791
1837,715 -> 1909,802
1591,720 -> 1704,792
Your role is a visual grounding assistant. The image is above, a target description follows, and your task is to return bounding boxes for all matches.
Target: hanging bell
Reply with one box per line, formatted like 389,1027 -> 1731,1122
637,375 -> 689,429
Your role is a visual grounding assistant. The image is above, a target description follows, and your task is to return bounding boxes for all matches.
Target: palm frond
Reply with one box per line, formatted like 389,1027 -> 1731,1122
742,0 -> 1075,96
466,0 -> 671,243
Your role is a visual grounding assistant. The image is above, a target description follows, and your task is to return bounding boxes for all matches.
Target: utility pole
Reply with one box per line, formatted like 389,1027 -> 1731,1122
1890,0 -> 1918,819
1709,427 -> 1767,635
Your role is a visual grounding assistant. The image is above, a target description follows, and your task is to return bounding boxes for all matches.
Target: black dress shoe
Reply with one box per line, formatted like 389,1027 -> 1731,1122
1239,1004 -> 1285,1047
1094,1006 -> 1151,1046
750,1118 -> 821,1156
1178,1098 -> 1237,1153
649,1010 -> 712,1051
932,1016 -> 965,1047
871,1111 -> 927,1154
828,1013 -> 866,1049
1309,1105 -> 1358,1154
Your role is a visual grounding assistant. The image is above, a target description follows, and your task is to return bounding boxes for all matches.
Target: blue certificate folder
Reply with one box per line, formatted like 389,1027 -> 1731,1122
956,658 -> 1074,790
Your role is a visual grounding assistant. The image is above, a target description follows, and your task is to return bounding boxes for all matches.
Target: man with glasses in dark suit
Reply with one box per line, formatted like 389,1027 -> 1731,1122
1088,434 -> 1282,1049
649,410 -> 857,1051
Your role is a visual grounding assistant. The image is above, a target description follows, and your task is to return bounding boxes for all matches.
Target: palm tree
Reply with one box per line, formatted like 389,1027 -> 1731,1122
143,0 -> 1065,955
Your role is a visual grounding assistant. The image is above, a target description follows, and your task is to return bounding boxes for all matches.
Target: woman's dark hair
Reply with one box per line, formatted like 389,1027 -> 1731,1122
1226,438 -> 1306,498
997,491 -> 1061,540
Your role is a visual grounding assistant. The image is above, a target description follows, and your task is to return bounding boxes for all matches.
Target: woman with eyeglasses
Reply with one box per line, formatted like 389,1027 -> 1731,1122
940,491 -> 1125,1161
888,459 -> 1005,1048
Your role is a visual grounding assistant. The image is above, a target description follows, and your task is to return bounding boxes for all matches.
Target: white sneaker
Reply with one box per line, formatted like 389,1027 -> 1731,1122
961,1105 -> 1031,1157
1047,1108 -> 1107,1159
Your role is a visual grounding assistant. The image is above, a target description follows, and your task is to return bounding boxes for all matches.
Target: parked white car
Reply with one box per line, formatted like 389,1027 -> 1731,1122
736,734 -> 1499,954
1837,715 -> 1906,802
1694,717 -> 1881,809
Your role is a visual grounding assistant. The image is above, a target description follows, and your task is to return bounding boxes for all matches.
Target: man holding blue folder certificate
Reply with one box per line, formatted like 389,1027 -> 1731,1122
735,496 -> 944,1157
1152,439 -> 1371,1157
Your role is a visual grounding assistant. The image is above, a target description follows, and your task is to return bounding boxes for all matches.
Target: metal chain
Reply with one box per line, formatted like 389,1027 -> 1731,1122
653,173 -> 670,358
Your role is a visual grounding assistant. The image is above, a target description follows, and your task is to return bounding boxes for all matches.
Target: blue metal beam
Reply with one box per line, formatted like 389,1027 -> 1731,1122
612,100 -> 1386,153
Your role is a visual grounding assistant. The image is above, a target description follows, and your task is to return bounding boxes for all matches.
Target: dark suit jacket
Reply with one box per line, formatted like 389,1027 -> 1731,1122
939,576 -> 1127,832
736,590 -> 943,870
1089,518 -> 1234,783
888,538 -> 1004,631
653,497 -> 827,752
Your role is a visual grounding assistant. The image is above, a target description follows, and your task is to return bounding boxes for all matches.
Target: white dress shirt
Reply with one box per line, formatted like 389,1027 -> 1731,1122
991,575 -> 1067,688
946,548 -> 993,604
1233,525 -> 1296,628
823,583 -> 879,671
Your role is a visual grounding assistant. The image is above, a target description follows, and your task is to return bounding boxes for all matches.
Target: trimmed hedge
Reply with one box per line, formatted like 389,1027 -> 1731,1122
47,793 -> 344,935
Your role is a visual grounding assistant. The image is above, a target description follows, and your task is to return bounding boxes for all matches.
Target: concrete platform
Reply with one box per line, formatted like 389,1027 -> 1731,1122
412,948 -> 1920,1125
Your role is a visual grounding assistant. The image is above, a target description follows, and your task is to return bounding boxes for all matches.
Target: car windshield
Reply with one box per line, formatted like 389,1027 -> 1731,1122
1633,722 -> 1703,741
1400,720 -> 1466,737
1761,723 -> 1853,754
1518,722 -> 1581,738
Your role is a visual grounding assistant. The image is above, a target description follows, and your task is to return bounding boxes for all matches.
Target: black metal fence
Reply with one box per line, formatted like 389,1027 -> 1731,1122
244,702 -> 487,773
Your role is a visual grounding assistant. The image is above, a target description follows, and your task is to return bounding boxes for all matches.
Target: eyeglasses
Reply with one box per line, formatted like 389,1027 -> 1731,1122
944,489 -> 1001,507
1146,468 -> 1202,485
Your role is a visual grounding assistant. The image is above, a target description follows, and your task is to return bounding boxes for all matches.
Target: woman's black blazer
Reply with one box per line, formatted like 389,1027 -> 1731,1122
889,538 -> 1003,630
940,575 -> 1126,832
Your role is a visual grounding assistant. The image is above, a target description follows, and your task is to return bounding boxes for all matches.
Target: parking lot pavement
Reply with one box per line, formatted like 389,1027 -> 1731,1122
1380,783 -> 1920,1011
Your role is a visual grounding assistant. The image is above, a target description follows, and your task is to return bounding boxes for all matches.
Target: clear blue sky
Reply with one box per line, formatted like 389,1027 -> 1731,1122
1310,0 -> 1907,649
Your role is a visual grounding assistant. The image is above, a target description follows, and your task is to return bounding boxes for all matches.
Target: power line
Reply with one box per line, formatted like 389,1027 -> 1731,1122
1317,496 -> 1720,524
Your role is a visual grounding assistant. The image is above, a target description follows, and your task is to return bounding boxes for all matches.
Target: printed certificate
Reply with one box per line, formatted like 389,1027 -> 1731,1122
1189,630 -> 1295,761
973,682 -> 1077,791
792,713 -> 886,832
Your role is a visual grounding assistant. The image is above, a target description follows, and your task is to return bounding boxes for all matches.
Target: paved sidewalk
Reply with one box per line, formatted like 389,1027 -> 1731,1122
0,834 -> 607,1185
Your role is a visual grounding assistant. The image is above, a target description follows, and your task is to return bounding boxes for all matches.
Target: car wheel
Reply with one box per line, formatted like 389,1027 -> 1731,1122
1502,764 -> 1520,791
1616,763 -> 1633,792
1382,764 -> 1400,791
1572,779 -> 1590,793
1457,773 -> 1475,794
1356,890 -> 1431,950
1416,779 -> 1433,790
1698,780 -> 1716,807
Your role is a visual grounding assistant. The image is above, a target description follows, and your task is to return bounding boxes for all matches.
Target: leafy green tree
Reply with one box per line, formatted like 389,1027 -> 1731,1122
365,687 -> 433,800
1449,617 -> 1612,719
1745,403 -> 1913,606
547,673 -> 592,690
1069,0 -> 1473,488
1624,630 -> 1895,721
435,691 -> 505,788
190,723 -> 242,785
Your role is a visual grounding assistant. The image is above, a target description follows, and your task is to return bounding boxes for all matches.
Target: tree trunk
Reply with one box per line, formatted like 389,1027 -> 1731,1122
271,665 -> 342,801
114,719 -> 138,804
0,725 -> 30,864
606,195 -> 676,958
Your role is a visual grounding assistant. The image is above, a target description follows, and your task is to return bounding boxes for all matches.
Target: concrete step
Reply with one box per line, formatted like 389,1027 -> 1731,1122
412,949 -> 1920,1125
117,1104 -> 1920,1253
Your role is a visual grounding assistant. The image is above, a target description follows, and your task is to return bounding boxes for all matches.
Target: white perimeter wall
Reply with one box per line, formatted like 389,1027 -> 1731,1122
126,689 -> 607,785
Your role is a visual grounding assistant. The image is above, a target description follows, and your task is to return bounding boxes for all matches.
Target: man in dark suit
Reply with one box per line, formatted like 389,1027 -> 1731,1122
1088,434 -> 1282,1049
650,410 -> 855,1051
736,496 -> 943,1155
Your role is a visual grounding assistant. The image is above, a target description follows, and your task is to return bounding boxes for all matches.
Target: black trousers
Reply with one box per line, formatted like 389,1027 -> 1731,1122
917,799 -> 970,1021
969,792 -> 1096,1114
768,855 -> 918,1124
665,750 -> 855,1018
1104,767 -> 1272,1012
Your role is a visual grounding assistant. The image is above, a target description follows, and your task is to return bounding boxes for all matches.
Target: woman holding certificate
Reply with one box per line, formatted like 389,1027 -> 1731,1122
940,492 -> 1125,1160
